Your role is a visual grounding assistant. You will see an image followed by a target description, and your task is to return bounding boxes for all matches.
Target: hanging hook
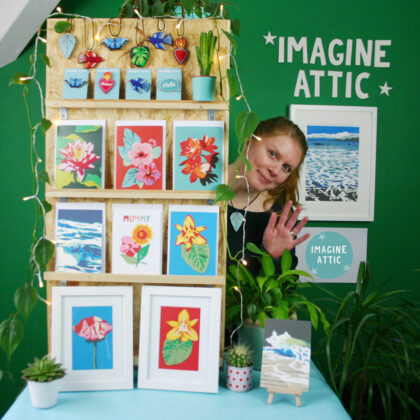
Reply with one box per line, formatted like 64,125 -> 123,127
157,18 -> 165,32
109,17 -> 122,38
135,17 -> 146,46
176,19 -> 185,38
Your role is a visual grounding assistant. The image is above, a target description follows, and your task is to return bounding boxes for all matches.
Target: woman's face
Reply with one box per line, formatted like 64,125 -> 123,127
246,134 -> 303,192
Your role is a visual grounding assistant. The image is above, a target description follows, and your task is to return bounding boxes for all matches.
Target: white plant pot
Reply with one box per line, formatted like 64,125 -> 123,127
27,379 -> 61,408
226,365 -> 253,392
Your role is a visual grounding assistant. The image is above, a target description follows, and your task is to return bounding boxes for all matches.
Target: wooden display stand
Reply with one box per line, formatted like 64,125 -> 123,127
266,387 -> 302,407
44,17 -> 230,361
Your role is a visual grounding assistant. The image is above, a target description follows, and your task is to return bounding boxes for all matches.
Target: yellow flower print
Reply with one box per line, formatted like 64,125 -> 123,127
174,215 -> 207,252
132,224 -> 153,245
166,309 -> 199,342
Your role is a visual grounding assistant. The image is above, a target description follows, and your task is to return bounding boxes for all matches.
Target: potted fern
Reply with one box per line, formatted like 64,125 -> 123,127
192,30 -> 217,101
226,342 -> 253,392
22,355 -> 66,408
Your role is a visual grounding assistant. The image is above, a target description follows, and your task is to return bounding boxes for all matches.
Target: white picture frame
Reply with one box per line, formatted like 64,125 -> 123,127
51,286 -> 133,391
289,105 -> 377,221
138,285 -> 221,393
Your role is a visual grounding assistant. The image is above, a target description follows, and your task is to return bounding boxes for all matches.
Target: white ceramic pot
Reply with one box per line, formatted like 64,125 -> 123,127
27,379 -> 60,408
226,365 -> 253,392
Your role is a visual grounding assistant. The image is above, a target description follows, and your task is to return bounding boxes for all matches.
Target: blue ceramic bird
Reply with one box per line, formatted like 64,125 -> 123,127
130,78 -> 151,93
147,32 -> 173,50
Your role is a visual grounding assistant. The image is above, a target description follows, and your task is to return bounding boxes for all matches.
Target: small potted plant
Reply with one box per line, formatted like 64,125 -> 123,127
22,355 -> 66,408
193,30 -> 217,101
226,342 -> 253,392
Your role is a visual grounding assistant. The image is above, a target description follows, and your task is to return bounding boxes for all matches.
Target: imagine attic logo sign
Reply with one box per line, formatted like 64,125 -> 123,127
263,33 -> 393,99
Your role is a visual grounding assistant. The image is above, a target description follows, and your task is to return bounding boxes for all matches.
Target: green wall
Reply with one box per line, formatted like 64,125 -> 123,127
0,0 -> 418,415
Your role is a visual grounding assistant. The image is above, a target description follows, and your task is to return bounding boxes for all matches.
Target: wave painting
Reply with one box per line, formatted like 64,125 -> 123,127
305,125 -> 359,202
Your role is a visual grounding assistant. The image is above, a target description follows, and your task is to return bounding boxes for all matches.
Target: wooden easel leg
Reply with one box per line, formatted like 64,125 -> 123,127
295,394 -> 301,407
267,392 -> 274,404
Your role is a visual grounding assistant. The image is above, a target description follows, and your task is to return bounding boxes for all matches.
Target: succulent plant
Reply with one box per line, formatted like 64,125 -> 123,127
22,355 -> 66,383
195,30 -> 217,76
226,342 -> 253,368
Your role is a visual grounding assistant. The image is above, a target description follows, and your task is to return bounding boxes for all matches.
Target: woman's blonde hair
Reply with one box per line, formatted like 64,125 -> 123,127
254,116 -> 308,210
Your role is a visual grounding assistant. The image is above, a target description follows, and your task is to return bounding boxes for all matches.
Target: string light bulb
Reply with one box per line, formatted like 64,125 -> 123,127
240,258 -> 248,266
38,37 -> 47,44
219,5 -> 224,17
95,32 -> 101,41
252,134 -> 262,141
134,8 -> 143,19
23,195 -> 35,201
176,19 -> 183,29
56,6 -> 62,13
236,94 -> 244,101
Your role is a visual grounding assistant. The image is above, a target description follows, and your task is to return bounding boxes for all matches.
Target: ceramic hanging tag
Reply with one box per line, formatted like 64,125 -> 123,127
130,18 -> 150,67
101,18 -> 128,50
147,19 -> 173,50
79,19 -> 104,69
173,20 -> 188,65
59,19 -> 76,59
230,212 -> 244,232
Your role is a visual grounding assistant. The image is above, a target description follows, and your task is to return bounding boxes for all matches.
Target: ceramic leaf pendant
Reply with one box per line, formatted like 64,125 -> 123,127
230,211 -> 244,232
173,37 -> 188,64
130,18 -> 150,67
59,33 -> 77,59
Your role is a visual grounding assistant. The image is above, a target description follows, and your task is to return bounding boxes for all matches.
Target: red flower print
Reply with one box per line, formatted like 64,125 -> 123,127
181,155 -> 211,183
136,162 -> 161,186
180,137 -> 202,160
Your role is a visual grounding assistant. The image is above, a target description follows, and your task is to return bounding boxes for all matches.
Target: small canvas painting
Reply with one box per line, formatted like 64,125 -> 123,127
72,306 -> 113,370
305,125 -> 359,202
55,203 -> 106,273
55,120 -> 105,189
114,121 -> 166,190
158,306 -> 200,371
167,205 -> 219,275
261,319 -> 311,392
111,204 -> 163,274
173,121 -> 224,191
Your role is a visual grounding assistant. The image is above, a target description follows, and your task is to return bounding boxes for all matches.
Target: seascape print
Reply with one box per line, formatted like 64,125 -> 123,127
305,125 -> 359,202
260,319 -> 311,392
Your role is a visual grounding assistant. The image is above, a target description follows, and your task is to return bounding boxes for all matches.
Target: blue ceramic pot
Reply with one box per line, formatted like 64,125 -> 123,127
192,76 -> 216,101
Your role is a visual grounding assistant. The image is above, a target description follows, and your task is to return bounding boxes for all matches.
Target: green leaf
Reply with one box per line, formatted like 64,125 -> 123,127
262,254 -> 275,276
257,276 -> 267,292
122,168 -> 139,188
222,30 -> 237,55
181,243 -> 210,273
136,244 -> 150,265
41,54 -> 51,68
162,338 -> 193,366
181,0 -> 195,14
281,249 -> 292,273
0,318 -> 24,360
246,242 -> 264,255
257,310 -> 269,327
215,183 -> 234,203
41,118 -> 52,133
151,146 -> 161,159
9,72 -> 30,86
14,284 -> 38,321
231,19 -> 241,37
226,68 -> 239,99
151,0 -> 165,15
235,111 -> 259,145
39,170 -> 51,185
121,254 -> 137,265
54,21 -> 71,34
271,301 -> 289,319
238,153 -> 252,172
247,303 -> 258,321
34,238 -> 55,270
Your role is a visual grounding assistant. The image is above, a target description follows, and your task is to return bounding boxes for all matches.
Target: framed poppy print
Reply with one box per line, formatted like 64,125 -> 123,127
51,286 -> 133,391
138,286 -> 221,393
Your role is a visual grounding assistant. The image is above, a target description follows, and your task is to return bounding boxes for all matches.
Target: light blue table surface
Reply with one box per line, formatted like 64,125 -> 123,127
3,362 -> 350,420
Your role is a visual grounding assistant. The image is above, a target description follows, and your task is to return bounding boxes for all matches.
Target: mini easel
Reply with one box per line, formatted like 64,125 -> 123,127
266,387 -> 302,407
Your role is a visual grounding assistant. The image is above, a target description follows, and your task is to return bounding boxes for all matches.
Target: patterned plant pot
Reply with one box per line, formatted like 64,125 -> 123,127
226,365 -> 253,392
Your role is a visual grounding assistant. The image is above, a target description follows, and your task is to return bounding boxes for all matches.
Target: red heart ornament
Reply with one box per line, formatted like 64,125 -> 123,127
99,77 -> 114,93
174,47 -> 188,65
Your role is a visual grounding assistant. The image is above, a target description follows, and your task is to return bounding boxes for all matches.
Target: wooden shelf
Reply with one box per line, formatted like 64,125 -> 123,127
45,99 -> 229,111
44,272 -> 225,286
45,189 -> 217,200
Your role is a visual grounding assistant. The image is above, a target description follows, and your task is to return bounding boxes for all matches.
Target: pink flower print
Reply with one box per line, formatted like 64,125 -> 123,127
136,162 -> 161,186
73,316 -> 112,342
120,236 -> 141,257
148,138 -> 157,147
128,142 -> 153,167
59,139 -> 100,182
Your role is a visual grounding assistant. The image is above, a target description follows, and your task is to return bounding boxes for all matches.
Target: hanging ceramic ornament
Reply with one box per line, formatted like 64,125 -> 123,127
147,19 -> 173,50
173,20 -> 188,65
59,19 -> 76,59
101,18 -> 129,51
230,211 -> 244,232
78,18 -> 104,69
130,18 -> 150,68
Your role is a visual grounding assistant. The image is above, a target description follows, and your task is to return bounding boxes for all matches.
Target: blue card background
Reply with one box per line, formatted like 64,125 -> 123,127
62,69 -> 89,99
125,68 -> 152,100
94,68 -> 121,99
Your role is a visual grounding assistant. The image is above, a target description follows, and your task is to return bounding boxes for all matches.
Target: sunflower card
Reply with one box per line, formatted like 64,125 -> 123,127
111,204 -> 163,274
167,205 -> 219,276
173,120 -> 224,191
55,120 -> 106,189
114,121 -> 166,190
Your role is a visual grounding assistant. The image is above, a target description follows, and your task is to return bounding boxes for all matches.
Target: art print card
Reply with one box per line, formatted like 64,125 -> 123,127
167,205 -> 219,276
173,120 -> 224,191
261,319 -> 312,392
112,204 -> 163,274
114,120 -> 166,190
62,68 -> 89,99
94,68 -> 121,99
55,120 -> 105,189
156,68 -> 182,100
125,68 -> 152,100
55,202 -> 106,273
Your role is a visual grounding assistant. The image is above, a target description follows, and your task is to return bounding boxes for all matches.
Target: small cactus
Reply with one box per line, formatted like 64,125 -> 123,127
22,355 -> 66,383
226,343 -> 253,367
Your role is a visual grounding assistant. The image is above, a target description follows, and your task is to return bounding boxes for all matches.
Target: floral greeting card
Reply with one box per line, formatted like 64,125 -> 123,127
167,205 -> 219,275
111,204 -> 163,274
55,120 -> 106,189
114,121 -> 166,190
55,202 -> 106,273
173,121 -> 224,190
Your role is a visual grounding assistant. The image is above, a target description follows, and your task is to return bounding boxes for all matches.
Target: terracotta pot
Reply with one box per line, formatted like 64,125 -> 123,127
27,379 -> 61,408
226,365 -> 253,392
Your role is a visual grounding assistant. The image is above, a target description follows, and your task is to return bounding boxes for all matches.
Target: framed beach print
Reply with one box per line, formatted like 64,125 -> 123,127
138,285 -> 221,393
55,202 -> 106,273
114,120 -> 166,190
289,105 -> 377,221
167,204 -> 219,276
51,286 -> 133,391
173,120 -> 224,191
111,204 -> 163,274
55,120 -> 106,189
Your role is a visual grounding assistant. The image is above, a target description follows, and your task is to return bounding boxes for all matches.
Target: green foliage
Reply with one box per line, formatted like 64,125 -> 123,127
40,118 -> 52,134
54,21 -> 71,34
0,317 -> 24,361
14,284 -> 38,322
313,262 -> 420,419
195,30 -> 217,76
215,183 -> 234,203
226,342 -> 253,367
34,238 -> 55,271
40,54 -> 50,68
22,356 -> 65,383
235,111 -> 259,146
9,73 -> 30,86
162,339 -> 193,366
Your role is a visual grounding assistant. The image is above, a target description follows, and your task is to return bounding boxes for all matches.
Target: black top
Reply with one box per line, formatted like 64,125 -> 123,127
227,202 -> 298,277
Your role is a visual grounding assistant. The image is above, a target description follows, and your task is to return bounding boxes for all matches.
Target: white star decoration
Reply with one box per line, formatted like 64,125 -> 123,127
318,233 -> 326,241
311,268 -> 318,275
263,31 -> 276,45
379,81 -> 393,96
343,265 -> 350,272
